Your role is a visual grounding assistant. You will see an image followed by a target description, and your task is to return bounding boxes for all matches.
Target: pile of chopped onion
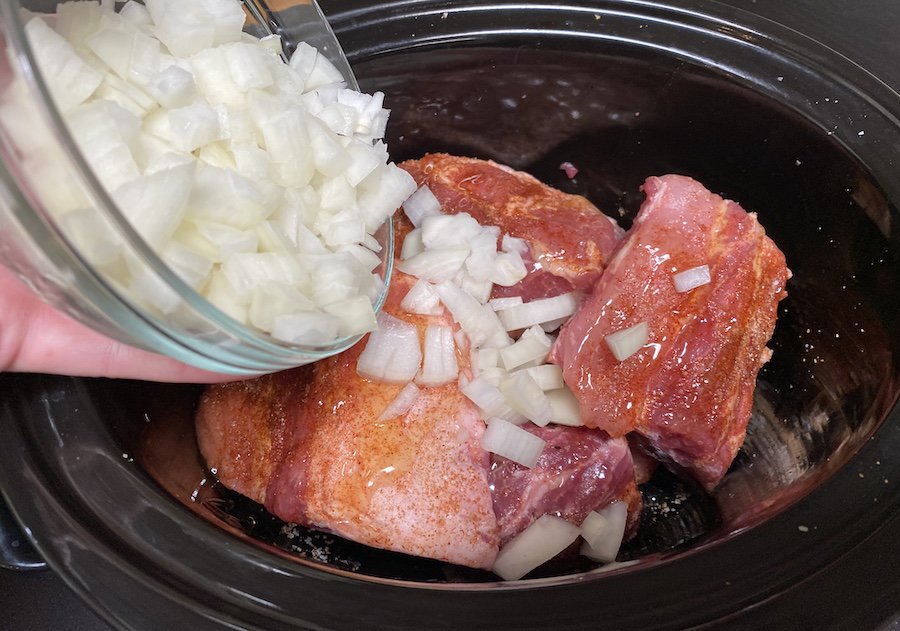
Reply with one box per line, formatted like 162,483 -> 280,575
28,0 -> 415,345
357,182 -> 590,472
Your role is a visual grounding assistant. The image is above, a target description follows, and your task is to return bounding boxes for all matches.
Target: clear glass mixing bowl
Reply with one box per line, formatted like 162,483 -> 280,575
0,0 -> 391,376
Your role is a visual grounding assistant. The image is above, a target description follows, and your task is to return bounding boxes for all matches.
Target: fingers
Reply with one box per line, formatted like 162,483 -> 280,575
0,266 -> 242,383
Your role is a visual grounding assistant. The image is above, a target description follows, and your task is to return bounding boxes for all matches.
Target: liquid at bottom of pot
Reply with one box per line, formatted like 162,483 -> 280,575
131,45 -> 898,583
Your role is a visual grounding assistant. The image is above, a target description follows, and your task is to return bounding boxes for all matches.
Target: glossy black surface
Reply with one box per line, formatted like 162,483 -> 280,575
2,0 -> 900,629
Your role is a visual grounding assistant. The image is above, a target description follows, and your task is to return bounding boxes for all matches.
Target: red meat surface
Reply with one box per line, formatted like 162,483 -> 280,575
551,175 -> 789,490
490,425 -> 641,546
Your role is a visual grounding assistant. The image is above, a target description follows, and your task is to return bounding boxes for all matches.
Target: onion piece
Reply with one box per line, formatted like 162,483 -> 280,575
605,322 -> 649,361
400,279 -> 443,316
402,185 -> 442,227
546,388 -> 583,426
271,310 -> 340,345
461,376 -> 525,424
377,382 -> 421,421
496,293 -> 579,332
462,377 -> 510,417
455,270 -> 492,305
434,282 -> 511,349
400,227 -> 425,261
480,418 -> 545,468
673,264 -> 711,293
492,514 -> 581,581
465,229 -> 501,283
520,364 -> 565,391
490,249 -> 527,287
420,212 -> 483,249
417,324 -> 458,387
356,313 -> 422,383
397,246 -> 470,282
579,501 -> 628,563
500,370 -> 553,426
499,326 -> 552,370
489,296 -> 523,311
501,234 -> 529,255
473,348 -> 500,372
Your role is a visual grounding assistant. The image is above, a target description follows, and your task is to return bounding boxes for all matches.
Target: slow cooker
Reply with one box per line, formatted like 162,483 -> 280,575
2,0 -> 900,629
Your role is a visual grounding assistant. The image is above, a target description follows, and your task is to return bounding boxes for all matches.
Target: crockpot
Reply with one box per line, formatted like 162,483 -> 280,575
2,0 -> 900,629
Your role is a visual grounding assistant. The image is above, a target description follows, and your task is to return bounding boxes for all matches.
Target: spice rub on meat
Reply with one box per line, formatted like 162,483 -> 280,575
551,175 -> 790,490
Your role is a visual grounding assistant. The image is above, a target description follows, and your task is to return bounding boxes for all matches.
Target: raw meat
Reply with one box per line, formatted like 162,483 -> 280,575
551,174 -> 789,489
490,425 -> 640,545
197,159 -> 639,571
400,153 -> 624,301
197,272 -> 501,569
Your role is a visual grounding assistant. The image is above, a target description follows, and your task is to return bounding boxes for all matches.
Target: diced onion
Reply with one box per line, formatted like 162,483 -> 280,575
402,185 -> 442,227
462,377 -> 511,418
377,382 -> 421,421
400,227 -> 425,261
420,212 -> 484,249
605,322 -> 649,361
480,418 -> 545,468
673,264 -> 711,293
397,246 -> 470,282
496,293 -> 579,332
26,0 -> 410,348
271,311 -> 339,345
473,348 -> 500,372
499,326 -> 552,370
546,388 -> 583,426
520,364 -> 565,391
489,296 -> 524,311
400,279 -> 443,316
434,282 -> 511,349
500,371 -> 553,426
417,324 -> 458,387
579,501 -> 628,563
501,234 -> 529,255
491,250 -> 527,287
356,313 -> 422,383
492,514 -> 581,581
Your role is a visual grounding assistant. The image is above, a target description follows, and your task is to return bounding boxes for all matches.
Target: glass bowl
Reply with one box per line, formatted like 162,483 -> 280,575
0,0 -> 391,376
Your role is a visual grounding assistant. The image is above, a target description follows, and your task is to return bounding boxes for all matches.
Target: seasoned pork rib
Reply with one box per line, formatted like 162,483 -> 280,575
198,272 -> 501,569
551,175 -> 789,489
197,158 -> 639,571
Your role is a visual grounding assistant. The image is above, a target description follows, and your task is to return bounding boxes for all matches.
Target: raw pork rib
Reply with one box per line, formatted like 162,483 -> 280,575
197,160 -> 638,571
197,273 -> 500,569
400,153 -> 624,300
551,175 -> 789,490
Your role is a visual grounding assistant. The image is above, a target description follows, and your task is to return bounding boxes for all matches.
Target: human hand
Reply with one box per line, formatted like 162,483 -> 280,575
0,265 -> 234,382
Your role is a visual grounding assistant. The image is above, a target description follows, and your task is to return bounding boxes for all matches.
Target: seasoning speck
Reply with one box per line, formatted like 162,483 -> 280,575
798,525 -> 809,533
